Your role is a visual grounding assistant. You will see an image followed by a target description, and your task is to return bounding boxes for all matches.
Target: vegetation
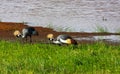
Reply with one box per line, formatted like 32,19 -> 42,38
0,40 -> 120,74
46,24 -> 111,33
46,24 -> 74,32
95,25 -> 108,33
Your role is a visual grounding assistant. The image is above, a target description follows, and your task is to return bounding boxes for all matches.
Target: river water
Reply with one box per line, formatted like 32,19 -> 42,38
0,0 -> 120,32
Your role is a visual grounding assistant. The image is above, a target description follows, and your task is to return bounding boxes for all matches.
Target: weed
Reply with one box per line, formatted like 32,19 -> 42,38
46,24 -> 74,32
95,25 -> 108,33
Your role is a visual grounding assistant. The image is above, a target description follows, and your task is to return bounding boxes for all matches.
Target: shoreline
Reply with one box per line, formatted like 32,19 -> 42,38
0,22 -> 120,45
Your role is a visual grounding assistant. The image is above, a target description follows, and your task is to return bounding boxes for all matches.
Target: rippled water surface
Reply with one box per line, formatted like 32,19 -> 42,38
75,35 -> 120,43
0,0 -> 120,32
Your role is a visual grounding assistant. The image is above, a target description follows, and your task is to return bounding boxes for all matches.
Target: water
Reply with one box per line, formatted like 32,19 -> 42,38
0,0 -> 120,32
74,35 -> 120,44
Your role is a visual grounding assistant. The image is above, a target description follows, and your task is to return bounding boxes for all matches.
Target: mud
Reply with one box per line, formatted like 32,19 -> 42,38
0,22 -> 120,45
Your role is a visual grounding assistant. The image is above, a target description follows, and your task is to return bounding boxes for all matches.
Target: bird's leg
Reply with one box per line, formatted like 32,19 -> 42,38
20,38 -> 23,43
25,37 -> 27,42
29,35 -> 32,43
21,38 -> 25,43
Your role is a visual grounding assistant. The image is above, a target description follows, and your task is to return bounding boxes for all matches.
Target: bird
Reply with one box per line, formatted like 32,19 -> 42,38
13,27 -> 39,42
47,33 -> 77,45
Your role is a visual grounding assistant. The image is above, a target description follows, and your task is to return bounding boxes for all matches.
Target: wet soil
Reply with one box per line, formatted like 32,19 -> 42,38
0,22 -> 120,45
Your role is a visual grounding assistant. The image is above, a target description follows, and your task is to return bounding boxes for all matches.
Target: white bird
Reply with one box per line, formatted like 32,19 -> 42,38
13,27 -> 38,42
47,34 -> 77,45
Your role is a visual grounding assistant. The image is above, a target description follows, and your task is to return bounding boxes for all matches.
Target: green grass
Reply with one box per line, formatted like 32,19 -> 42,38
94,25 -> 108,33
0,40 -> 120,74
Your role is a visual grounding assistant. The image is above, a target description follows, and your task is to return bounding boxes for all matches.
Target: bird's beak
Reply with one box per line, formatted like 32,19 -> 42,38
48,37 -> 53,41
16,34 -> 22,38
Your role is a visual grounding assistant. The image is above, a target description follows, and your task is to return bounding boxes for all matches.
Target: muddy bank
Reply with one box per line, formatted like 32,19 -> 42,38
0,22 -> 120,45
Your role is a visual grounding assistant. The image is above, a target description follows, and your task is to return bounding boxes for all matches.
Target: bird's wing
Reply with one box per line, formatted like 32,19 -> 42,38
57,34 -> 72,40
53,40 -> 61,44
59,38 -> 67,43
22,28 -> 29,38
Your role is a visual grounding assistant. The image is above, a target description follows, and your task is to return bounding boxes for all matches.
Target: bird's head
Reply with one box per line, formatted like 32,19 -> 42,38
66,39 -> 78,45
47,34 -> 54,41
13,30 -> 22,38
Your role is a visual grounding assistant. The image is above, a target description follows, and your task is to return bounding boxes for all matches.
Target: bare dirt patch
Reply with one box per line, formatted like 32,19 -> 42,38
0,22 -> 120,45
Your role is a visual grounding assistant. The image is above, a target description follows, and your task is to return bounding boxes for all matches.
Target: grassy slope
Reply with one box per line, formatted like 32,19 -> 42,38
0,40 -> 120,74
